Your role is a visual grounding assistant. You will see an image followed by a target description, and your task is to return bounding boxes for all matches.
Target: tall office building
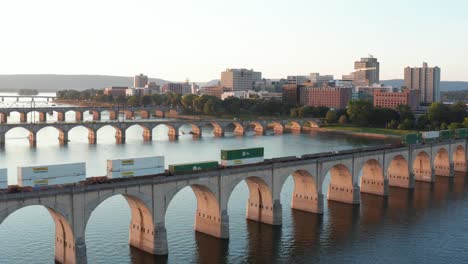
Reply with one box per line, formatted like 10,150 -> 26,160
353,56 -> 380,86
404,62 -> 441,104
134,73 -> 148,88
220,69 -> 262,91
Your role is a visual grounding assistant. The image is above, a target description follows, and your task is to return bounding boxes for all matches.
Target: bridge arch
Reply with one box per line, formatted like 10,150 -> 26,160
434,147 -> 451,176
125,124 -> 152,142
358,159 -> 386,196
413,150 -> 433,182
289,170 -> 321,213
387,154 -> 411,188
96,124 -> 125,144
453,145 -> 466,172
0,203 -> 76,264
302,120 -> 319,128
152,123 -> 179,140
178,123 -> 202,137
244,122 -> 265,136
266,121 -> 284,135
85,191 -> 155,255
284,121 -> 302,133
225,174 -> 278,225
322,163 -> 357,204
165,183 -> 225,238
222,122 -> 244,136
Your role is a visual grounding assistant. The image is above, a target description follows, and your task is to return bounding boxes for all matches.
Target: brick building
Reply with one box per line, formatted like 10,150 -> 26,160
300,86 -> 352,109
373,89 -> 420,109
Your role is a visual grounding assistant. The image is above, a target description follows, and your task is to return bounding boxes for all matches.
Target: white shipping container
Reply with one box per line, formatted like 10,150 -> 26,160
422,131 -> 440,139
0,168 -> 7,189
107,167 -> 165,179
221,157 -> 264,167
18,174 -> 86,187
18,162 -> 86,181
107,156 -> 164,172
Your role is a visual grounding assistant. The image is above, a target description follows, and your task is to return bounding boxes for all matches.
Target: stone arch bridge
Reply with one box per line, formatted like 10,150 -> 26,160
0,106 -> 180,124
0,118 -> 321,146
0,139 -> 467,263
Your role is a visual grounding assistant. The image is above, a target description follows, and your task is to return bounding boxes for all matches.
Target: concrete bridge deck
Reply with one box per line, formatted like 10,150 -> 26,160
0,118 -> 321,146
0,139 -> 467,264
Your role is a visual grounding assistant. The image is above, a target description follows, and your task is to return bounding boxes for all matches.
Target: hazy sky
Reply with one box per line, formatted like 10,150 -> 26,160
0,0 -> 467,81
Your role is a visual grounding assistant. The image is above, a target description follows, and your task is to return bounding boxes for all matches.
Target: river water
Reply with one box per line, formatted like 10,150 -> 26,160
0,98 -> 468,264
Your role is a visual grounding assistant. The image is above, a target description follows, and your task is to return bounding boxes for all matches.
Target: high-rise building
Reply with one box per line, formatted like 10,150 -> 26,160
282,84 -> 302,105
220,69 -> 262,91
353,56 -> 380,86
309,73 -> 334,84
286,75 -> 309,85
134,73 -> 148,88
161,82 -> 191,95
404,62 -> 441,104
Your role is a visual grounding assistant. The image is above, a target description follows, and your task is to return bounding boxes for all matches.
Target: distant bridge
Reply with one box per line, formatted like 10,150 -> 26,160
0,140 -> 466,263
0,106 -> 180,124
0,118 -> 321,146
0,95 -> 57,101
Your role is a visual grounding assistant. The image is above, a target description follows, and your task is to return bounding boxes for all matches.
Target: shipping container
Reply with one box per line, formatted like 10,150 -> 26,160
107,156 -> 164,172
0,168 -> 7,189
19,175 -> 86,187
422,131 -> 440,139
401,133 -> 422,145
455,128 -> 468,139
17,162 -> 86,187
107,167 -> 165,179
168,161 -> 218,174
221,147 -> 264,160
440,130 -> 453,140
18,162 -> 86,180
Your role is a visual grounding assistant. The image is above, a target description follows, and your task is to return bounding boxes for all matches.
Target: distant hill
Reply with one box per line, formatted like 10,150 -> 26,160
0,74 -> 169,92
381,79 -> 468,91
0,75 -> 466,92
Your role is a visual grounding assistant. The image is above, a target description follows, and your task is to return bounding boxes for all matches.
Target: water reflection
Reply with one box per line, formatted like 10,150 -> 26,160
194,232 -> 229,264
130,247 -> 168,264
245,221 -> 282,263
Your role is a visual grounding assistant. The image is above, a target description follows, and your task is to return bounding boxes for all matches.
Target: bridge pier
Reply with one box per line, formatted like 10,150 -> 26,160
108,111 -> 117,120
140,110 -> 150,119
116,130 -> 126,144
75,238 -> 88,264
155,110 -> 165,118
143,129 -> 152,141
19,112 -> 27,123
59,131 -> 69,145
234,127 -> 245,136
0,113 -> 6,124
0,133 -> 5,147
57,112 -> 65,122
39,112 -> 47,122
88,129 -> 97,144
28,131 -> 36,147
76,111 -> 83,122
168,127 -> 179,140
327,185 -> 360,204
125,111 -> 134,120
246,197 -> 282,226
92,111 -> 101,121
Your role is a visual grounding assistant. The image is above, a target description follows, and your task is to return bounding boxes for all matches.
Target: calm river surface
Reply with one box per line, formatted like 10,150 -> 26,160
0,99 -> 468,264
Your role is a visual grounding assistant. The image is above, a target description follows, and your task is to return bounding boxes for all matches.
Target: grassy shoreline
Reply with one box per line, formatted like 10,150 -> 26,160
319,125 -> 414,137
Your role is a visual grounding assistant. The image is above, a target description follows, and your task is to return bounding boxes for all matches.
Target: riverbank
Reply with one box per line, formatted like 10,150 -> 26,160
316,125 -> 413,139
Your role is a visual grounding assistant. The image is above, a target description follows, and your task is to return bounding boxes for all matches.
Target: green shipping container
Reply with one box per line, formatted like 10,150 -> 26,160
169,161 -> 218,174
401,133 -> 422,145
440,130 -> 453,140
221,147 -> 264,161
456,128 -> 468,139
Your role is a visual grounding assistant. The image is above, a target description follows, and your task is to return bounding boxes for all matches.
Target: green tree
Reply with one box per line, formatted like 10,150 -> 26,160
141,95 -> 152,107
325,110 -> 337,124
451,101 -> 466,123
127,96 -> 140,107
338,115 -> 348,125
440,122 -> 448,130
416,114 -> 430,131
152,94 -> 166,106
347,99 -> 374,126
181,94 -> 199,110
397,104 -> 415,122
115,95 -> 127,104
448,122 -> 464,130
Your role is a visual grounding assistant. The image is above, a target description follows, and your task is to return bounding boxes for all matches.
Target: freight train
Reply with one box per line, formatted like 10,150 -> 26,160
401,128 -> 468,145
0,144 -> 404,194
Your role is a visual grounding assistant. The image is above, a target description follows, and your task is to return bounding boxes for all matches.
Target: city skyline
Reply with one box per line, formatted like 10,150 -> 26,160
0,0 -> 466,82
